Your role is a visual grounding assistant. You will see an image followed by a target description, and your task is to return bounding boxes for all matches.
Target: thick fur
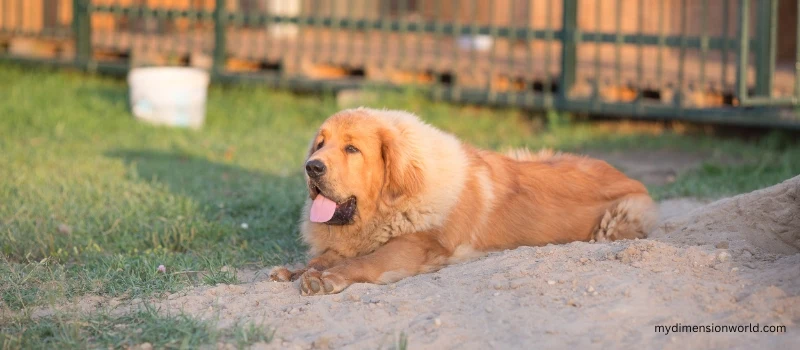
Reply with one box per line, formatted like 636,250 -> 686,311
270,108 -> 658,295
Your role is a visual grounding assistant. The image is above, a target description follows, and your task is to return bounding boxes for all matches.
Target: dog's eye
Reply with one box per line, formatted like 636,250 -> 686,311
345,145 -> 360,154
316,140 -> 324,150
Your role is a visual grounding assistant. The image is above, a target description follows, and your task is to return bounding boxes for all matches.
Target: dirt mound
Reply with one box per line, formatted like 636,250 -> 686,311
66,177 -> 800,349
652,175 -> 800,256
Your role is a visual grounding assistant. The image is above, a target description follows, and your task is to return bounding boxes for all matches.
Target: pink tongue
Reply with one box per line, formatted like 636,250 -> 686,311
310,194 -> 337,223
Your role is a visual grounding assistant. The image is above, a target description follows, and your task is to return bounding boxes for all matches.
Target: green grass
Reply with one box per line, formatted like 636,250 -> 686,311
0,62 -> 798,348
0,304 -> 275,349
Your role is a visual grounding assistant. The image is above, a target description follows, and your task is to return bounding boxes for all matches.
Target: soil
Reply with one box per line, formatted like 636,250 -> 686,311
93,175 -> 799,349
586,149 -> 717,186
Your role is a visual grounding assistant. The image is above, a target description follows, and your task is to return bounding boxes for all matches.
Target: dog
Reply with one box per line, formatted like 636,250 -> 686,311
270,108 -> 658,295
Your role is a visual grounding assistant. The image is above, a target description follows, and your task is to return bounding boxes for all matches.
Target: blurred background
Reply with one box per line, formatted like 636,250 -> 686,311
1,0 -> 799,125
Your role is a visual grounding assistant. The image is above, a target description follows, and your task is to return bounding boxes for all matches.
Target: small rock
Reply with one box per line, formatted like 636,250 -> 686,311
348,294 -> 360,302
591,291 -> 599,296
240,223 -> 249,229
57,224 -> 72,235
547,280 -> 556,285
485,306 -> 492,312
134,343 -> 153,350
587,286 -> 595,293
731,267 -> 739,272
567,299 -> 579,307
434,318 -> 442,327
579,257 -> 589,264
717,251 -> 731,262
589,239 -> 596,243
493,292 -> 500,296
312,337 -> 331,350
715,241 -> 729,249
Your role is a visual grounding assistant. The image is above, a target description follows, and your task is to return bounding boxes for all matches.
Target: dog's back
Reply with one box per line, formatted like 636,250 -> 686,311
452,147 -> 658,251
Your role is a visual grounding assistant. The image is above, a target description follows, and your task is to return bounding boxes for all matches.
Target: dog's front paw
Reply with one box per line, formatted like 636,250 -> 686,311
269,266 -> 304,282
299,268 -> 349,296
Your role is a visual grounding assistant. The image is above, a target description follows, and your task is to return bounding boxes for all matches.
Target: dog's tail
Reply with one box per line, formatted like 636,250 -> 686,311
594,194 -> 659,241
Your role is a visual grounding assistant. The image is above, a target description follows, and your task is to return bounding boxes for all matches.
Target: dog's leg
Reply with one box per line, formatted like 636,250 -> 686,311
298,233 -> 449,295
269,249 -> 345,282
594,193 -> 658,242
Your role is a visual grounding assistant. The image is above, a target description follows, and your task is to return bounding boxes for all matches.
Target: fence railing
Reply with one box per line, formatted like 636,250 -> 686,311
1,0 -> 799,128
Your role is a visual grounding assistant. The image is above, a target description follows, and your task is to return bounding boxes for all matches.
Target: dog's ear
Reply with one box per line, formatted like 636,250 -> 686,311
380,128 -> 424,201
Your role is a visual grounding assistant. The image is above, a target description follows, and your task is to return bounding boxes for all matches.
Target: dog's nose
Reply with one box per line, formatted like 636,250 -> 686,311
305,159 -> 327,178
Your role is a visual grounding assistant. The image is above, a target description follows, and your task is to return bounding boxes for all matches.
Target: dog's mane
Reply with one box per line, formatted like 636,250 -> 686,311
349,108 -> 470,241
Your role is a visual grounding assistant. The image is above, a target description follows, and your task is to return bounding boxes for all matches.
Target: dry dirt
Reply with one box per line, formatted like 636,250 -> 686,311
36,175 -> 800,349
585,149 -> 741,187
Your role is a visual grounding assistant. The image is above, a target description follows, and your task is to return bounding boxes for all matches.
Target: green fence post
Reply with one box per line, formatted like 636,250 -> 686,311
736,0 -> 751,102
558,0 -> 578,107
72,0 -> 91,69
795,0 -> 800,101
213,0 -> 227,76
753,0 -> 777,97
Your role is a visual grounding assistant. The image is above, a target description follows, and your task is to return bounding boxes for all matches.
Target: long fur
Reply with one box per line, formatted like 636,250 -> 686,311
271,108 -> 659,295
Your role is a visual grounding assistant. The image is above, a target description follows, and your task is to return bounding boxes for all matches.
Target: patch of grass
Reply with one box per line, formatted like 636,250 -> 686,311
201,266 -> 238,286
0,62 -> 798,344
652,132 -> 800,199
232,321 -> 276,348
396,331 -> 409,350
0,305 -> 275,349
377,330 -> 409,350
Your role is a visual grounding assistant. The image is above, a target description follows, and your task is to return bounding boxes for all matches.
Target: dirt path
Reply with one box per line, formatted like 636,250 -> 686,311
586,149 -> 718,186
129,176 -> 799,349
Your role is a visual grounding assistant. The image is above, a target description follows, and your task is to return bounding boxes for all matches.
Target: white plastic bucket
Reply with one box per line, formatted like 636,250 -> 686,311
457,35 -> 494,52
127,67 -> 210,129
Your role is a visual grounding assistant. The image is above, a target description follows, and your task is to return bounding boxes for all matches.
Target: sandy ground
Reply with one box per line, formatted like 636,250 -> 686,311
98,175 -> 795,350
25,174 -> 799,349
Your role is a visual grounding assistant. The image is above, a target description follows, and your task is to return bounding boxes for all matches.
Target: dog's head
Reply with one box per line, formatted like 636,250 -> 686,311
303,109 -> 424,225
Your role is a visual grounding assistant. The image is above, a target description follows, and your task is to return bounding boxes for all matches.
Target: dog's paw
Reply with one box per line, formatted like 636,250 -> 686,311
299,268 -> 349,296
269,266 -> 303,282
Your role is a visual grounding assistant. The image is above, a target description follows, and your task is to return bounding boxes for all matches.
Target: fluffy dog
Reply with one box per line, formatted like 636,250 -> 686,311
270,108 -> 658,295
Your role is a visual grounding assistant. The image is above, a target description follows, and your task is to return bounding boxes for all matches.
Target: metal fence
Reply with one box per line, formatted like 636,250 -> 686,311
1,0 -> 799,128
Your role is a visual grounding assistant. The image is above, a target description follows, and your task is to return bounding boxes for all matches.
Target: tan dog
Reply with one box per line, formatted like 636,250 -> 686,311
270,108 -> 658,295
